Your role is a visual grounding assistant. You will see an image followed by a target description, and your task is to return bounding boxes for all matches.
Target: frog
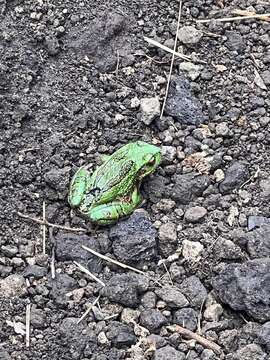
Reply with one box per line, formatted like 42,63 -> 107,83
68,141 -> 161,225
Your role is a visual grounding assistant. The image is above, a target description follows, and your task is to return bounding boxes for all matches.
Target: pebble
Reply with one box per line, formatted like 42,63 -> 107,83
215,122 -> 229,137
219,162 -> 249,194
0,274 -> 27,298
214,169 -> 225,183
158,222 -> 178,257
173,308 -> 198,331
155,285 -> 189,309
179,62 -> 201,80
140,97 -> 160,125
182,240 -> 204,261
178,26 -> 203,44
140,309 -> 167,333
155,345 -> 185,360
184,206 -> 207,223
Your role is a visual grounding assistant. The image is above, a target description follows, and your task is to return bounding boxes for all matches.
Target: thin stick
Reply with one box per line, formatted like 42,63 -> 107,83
74,261 -> 105,287
25,304 -> 31,347
77,295 -> 100,324
82,245 -> 145,275
18,211 -> 87,233
160,0 -> 183,120
196,13 -> 270,23
167,325 -> 223,355
42,201 -> 46,254
144,35 -> 191,62
115,50 -> 120,77
51,245 -> 56,279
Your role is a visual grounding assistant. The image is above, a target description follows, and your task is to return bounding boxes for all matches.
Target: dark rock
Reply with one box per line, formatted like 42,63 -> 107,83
258,321 -> 270,351
31,307 -> 46,329
141,291 -> 157,309
140,309 -> 168,333
100,273 -> 149,307
147,334 -> 167,349
247,225 -> 270,258
248,215 -> 270,231
23,265 -> 47,279
173,308 -> 198,331
219,162 -> 249,194
44,167 -> 70,192
155,285 -> 189,309
226,31 -> 245,53
168,173 -> 211,204
232,344 -> 266,360
180,276 -> 207,308
144,175 -> 168,203
155,345 -> 185,360
213,238 -> 243,260
106,321 -> 136,348
212,258 -> 270,322
49,274 -> 77,305
110,211 -> 157,265
55,232 -> 102,272
164,76 -> 205,125
59,317 -> 96,354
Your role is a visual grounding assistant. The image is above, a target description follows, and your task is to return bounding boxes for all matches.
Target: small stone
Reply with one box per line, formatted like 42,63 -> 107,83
173,308 -> 198,331
97,331 -> 109,345
140,97 -> 160,125
204,303 -> 223,322
178,26 -> 203,44
0,351 -> 10,360
233,344 -> 267,360
140,309 -> 168,333
106,321 -> 136,348
179,62 -> 201,80
31,308 -> 46,329
121,308 -> 140,324
130,96 -> 140,108
155,285 -> 189,308
45,35 -> 60,56
226,31 -> 245,53
184,206 -> 207,223
161,146 -> 176,163
248,215 -> 270,231
155,345 -> 185,360
141,291 -> 157,309
260,179 -> 270,200
101,273 -> 149,307
44,167 -> 70,192
261,70 -> 270,86
1,245 -> 18,257
246,224 -> 270,258
0,274 -> 27,298
201,349 -> 216,360
23,265 -> 47,279
158,222 -> 178,257
182,240 -> 204,261
214,169 -> 225,183
219,162 -> 249,194
180,276 -> 207,308
215,122 -> 229,136
164,76 -> 205,126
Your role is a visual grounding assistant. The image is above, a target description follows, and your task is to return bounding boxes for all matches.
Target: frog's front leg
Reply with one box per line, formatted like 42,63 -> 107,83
68,167 -> 91,208
88,187 -> 142,225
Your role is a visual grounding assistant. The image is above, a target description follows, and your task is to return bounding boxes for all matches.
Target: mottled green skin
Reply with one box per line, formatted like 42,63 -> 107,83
68,141 -> 161,225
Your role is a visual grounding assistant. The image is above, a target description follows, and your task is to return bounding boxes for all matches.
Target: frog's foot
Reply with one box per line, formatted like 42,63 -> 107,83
87,188 -> 142,225
68,167 -> 91,207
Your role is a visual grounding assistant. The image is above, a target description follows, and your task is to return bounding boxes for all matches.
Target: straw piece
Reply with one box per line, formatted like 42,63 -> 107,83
144,36 -> 191,61
74,261 -> 105,287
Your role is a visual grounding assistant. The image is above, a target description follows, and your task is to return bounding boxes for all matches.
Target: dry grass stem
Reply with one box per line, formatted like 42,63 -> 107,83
25,304 -> 31,347
77,295 -> 100,324
168,324 -> 223,355
160,0 -> 183,120
196,13 -> 270,23
51,245 -> 56,279
144,36 -> 191,61
42,201 -> 46,254
82,245 -> 145,275
74,261 -> 105,287
18,211 -> 87,233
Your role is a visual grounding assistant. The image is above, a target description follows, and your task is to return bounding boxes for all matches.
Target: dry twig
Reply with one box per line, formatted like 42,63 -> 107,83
74,261 -> 105,287
51,245 -> 56,279
18,211 -> 87,233
144,35 -> 191,61
77,295 -> 100,324
42,201 -> 46,254
25,304 -> 31,347
196,13 -> 270,23
167,324 -> 223,355
160,0 -> 183,119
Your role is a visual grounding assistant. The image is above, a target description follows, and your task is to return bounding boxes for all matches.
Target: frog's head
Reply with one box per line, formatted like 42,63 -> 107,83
130,141 -> 161,179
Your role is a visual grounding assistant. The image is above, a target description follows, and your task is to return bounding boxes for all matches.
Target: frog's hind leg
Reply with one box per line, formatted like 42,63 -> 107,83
88,187 -> 142,225
68,167 -> 91,207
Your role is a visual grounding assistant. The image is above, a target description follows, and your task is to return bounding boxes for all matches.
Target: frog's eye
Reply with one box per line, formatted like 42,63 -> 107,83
147,157 -> 156,166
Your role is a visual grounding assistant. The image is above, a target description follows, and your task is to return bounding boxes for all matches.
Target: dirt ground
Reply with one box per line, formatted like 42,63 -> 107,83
1,0 -> 270,359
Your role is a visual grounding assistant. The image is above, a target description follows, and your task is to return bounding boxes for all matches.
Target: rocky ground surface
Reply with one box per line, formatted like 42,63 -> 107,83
1,0 -> 270,359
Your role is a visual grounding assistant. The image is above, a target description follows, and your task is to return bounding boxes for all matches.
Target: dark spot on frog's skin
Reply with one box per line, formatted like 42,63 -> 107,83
89,187 -> 101,196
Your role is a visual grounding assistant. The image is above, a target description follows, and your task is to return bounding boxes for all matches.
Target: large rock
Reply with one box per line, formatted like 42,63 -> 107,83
55,232 -> 102,272
101,273 -> 149,307
212,258 -> 270,322
164,76 -> 205,125
110,211 -> 157,265
168,173 -> 210,204
246,225 -> 270,258
219,162 -> 249,194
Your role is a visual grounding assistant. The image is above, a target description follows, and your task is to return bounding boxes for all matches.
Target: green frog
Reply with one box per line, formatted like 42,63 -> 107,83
68,141 -> 161,225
